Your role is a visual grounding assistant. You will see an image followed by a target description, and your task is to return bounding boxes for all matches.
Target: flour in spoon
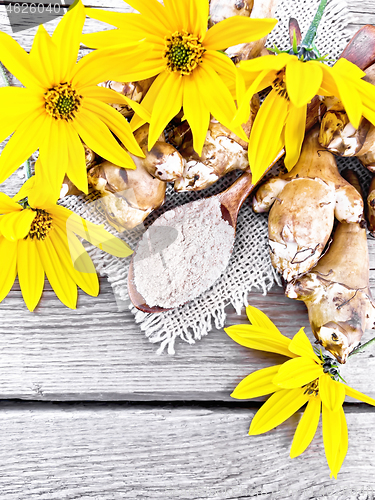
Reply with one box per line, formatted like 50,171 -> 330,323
133,196 -> 235,308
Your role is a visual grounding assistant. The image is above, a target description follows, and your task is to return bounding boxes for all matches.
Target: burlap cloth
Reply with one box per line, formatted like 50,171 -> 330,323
3,0 -> 369,354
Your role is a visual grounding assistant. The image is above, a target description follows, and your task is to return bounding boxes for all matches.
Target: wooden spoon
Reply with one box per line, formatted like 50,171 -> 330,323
128,165 -> 274,314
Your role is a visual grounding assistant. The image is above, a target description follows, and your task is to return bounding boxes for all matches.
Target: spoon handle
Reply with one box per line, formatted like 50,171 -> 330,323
219,170 -> 254,224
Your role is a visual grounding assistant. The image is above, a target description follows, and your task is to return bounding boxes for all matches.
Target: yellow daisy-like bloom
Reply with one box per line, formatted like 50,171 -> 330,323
0,0 -> 151,198
83,0 -> 277,155
0,175 -> 132,311
225,306 -> 375,479
233,53 -> 375,183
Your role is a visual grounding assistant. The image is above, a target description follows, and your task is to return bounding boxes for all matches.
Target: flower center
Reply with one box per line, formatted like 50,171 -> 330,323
27,209 -> 53,240
44,82 -> 82,121
164,31 -> 205,75
272,70 -> 289,100
303,379 -> 319,397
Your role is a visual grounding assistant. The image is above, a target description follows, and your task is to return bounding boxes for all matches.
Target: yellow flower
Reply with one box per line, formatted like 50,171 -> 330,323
0,0 -> 151,198
233,54 -> 375,183
225,306 -> 375,479
83,0 -> 277,155
0,175 -> 132,311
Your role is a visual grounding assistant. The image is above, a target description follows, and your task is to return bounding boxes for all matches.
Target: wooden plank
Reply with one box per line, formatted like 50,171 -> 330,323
0,402 -> 373,500
0,278 -> 374,402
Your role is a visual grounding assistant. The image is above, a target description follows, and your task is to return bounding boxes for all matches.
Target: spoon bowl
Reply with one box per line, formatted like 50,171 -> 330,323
128,169 -> 258,313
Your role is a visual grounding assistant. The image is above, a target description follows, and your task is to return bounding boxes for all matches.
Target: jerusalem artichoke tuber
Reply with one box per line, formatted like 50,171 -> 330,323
253,127 -> 364,281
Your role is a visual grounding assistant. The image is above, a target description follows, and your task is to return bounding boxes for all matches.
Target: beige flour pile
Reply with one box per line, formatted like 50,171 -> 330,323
133,196 -> 235,308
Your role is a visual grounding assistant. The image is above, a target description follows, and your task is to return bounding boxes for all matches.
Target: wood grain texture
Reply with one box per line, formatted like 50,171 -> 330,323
0,279 -> 375,402
0,402 -> 373,500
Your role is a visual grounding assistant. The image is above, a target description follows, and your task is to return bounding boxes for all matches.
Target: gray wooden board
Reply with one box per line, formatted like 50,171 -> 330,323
0,402 -> 373,500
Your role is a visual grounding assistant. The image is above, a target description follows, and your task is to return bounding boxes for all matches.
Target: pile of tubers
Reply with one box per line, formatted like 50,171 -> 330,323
60,1 -> 375,362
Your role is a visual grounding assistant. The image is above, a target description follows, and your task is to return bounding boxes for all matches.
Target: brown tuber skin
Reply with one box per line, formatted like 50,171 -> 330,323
367,176 -> 375,235
87,160 -> 166,231
224,0 -> 280,63
98,78 -> 155,118
286,172 -> 375,364
173,95 -> 259,191
253,127 -> 364,282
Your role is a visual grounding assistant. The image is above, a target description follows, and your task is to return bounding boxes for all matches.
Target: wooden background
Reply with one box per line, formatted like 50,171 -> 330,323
1,1 -> 375,498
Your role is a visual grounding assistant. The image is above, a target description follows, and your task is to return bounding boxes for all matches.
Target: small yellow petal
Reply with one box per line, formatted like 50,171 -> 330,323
245,305 -> 283,335
322,404 -> 342,479
285,59 -> 322,108
344,384 -> 375,406
0,210 -> 36,242
319,374 -> 346,413
0,193 -> 22,214
36,236 -> 78,309
203,17 -> 277,50
249,387 -> 308,435
290,396 -> 321,458
284,102 -> 307,171
0,237 -> 17,302
225,325 -> 294,358
288,327 -> 321,362
231,364 -> 283,400
183,74 -> 210,156
17,237 -> 45,311
273,357 -> 323,389
330,407 -> 348,479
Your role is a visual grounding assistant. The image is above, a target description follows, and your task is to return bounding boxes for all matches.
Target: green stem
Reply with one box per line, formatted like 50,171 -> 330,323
349,336 -> 375,357
23,159 -> 32,180
301,0 -> 328,48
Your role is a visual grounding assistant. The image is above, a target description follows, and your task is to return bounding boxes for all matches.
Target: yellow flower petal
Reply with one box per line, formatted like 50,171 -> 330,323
322,403 -> 342,479
288,327 -> 321,362
72,42 -> 149,89
17,237 -> 45,311
285,59 -> 323,108
233,69 -> 275,127
273,357 -> 323,389
225,325 -> 294,358
245,305 -> 283,336
13,174 -> 55,208
0,32 -> 43,90
290,396 -> 321,458
148,71 -> 184,150
248,89 -> 288,184
319,374 -> 346,413
330,69 -> 362,129
83,86 -> 151,123
59,210 -> 133,258
72,108 -> 137,170
284,101 -> 307,171
65,124 -> 88,195
196,63 -> 248,142
249,387 -> 309,435
203,50 -> 237,83
0,237 -> 17,302
29,25 -> 60,89
203,17 -> 277,50
82,98 -> 145,158
0,193 -> 22,215
183,73 -> 210,156
231,364 -> 283,400
0,209 -> 36,242
36,236 -> 78,309
38,118 -> 70,201
126,0 -> 174,32
330,407 -> 348,479
52,223 -> 99,297
344,384 -> 375,406
0,107 -> 49,185
52,0 -> 86,82
189,0 -> 209,40
333,57 -> 366,81
239,53 -> 291,74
